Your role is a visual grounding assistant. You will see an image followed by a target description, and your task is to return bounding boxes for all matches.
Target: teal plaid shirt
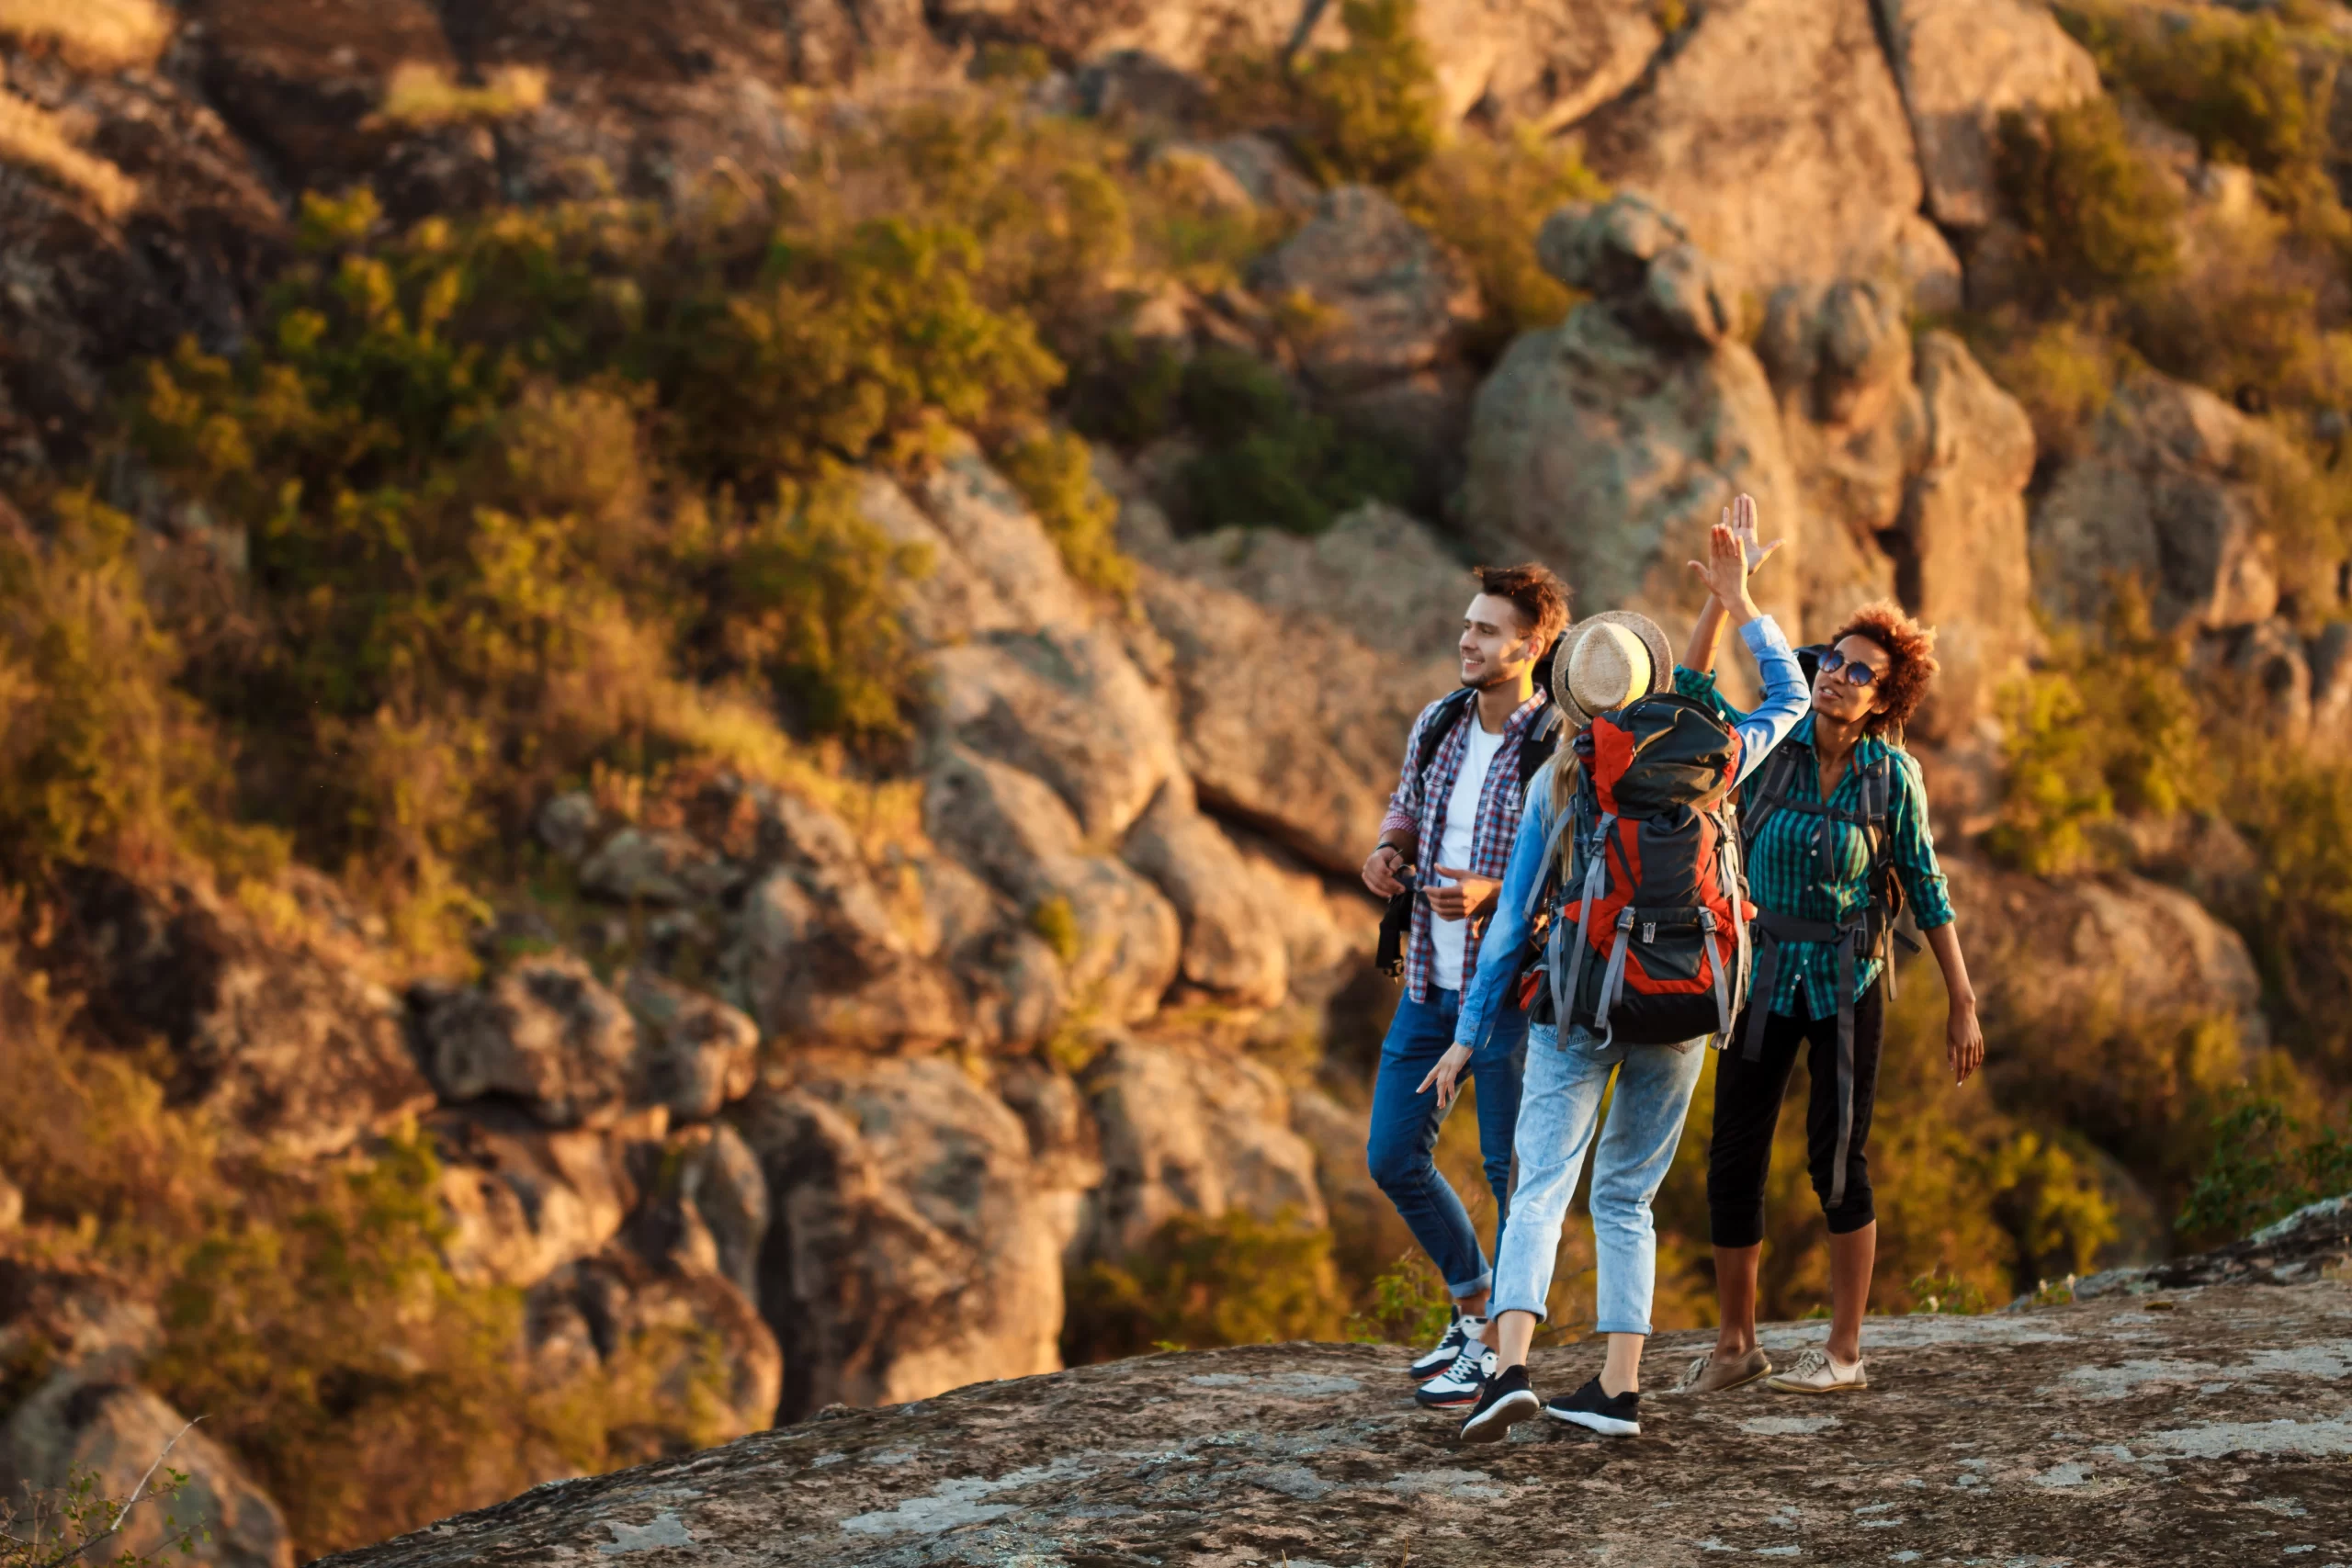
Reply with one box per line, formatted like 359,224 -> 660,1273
1675,667 -> 1954,1019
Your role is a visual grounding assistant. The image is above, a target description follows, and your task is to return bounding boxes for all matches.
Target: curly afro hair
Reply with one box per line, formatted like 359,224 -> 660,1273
1829,601 -> 1939,737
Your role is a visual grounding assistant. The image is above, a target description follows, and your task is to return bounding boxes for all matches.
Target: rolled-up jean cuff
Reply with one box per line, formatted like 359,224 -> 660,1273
1490,1298 -> 1547,1321
1447,1269 -> 1494,1299
1594,1318 -> 1652,1337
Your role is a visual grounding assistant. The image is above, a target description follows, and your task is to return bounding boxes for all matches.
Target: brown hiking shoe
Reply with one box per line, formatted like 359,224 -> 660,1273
1663,1346 -> 1772,1396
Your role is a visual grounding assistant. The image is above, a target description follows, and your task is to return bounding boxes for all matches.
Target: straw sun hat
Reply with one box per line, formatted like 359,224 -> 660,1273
1552,610 -> 1674,727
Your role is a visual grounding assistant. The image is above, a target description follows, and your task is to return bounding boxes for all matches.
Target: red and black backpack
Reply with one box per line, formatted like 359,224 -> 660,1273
1517,694 -> 1754,1047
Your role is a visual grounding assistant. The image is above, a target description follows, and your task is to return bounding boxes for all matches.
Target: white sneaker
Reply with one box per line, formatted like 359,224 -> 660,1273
1407,1314 -> 1486,1381
1414,1343 -> 1497,1409
1765,1348 -> 1867,1393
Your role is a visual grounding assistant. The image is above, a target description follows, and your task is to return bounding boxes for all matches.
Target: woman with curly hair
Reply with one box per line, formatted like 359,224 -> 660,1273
1668,600 -> 1984,1398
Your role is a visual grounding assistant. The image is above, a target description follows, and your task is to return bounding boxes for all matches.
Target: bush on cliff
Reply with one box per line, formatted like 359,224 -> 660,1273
1995,98 -> 2180,310
0,947 -> 722,1560
1062,1208 -> 1346,1361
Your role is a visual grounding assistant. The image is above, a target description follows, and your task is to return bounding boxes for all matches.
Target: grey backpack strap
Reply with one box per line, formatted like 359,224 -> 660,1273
1592,907 -> 1637,1043
1553,812 -> 1613,1035
1523,795 -> 1577,920
1702,908 -> 1731,1041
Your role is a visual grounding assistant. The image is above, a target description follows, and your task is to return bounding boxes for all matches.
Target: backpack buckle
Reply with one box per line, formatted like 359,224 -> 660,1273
1642,921 -> 1657,943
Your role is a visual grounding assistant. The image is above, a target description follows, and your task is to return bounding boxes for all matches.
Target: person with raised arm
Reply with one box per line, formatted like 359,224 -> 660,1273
1665,591 -> 1984,1398
1430,496 -> 1809,1440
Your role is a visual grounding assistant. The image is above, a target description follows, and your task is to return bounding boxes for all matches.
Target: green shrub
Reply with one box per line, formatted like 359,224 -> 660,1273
1066,328 -> 1187,448
996,426 -> 1137,599
0,492 -> 281,884
1986,586 -> 2210,875
1026,895 -> 1081,966
2226,750 -> 2352,1077
1061,1208 -> 1345,1362
1176,347 -> 1412,534
2061,5 -> 2311,175
2176,1095 -> 2352,1243
1342,1249 -> 1453,1348
1396,129 -> 1609,360
1972,311 -> 2131,462
1994,98 -> 2181,308
1292,0 -> 1442,187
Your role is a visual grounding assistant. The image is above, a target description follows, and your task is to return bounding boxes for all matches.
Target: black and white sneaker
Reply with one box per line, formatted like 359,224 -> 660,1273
1457,1363 -> 1540,1442
1545,1376 -> 1641,1438
1413,1343 -> 1496,1408
1408,1314 -> 1486,1381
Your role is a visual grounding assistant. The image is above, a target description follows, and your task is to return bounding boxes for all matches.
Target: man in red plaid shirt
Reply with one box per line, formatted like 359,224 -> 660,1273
1359,563 -> 1567,1402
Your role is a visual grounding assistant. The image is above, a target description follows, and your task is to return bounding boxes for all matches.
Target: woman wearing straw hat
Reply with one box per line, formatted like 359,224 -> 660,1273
1428,496 -> 1811,1441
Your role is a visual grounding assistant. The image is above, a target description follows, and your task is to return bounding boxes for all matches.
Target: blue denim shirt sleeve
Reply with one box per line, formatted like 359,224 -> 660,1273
1728,615 -> 1810,789
1451,758 -> 1561,1054
1674,616 -> 1810,790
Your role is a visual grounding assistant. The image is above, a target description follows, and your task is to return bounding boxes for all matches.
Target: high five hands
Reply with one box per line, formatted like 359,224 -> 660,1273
1685,493 -> 1782,618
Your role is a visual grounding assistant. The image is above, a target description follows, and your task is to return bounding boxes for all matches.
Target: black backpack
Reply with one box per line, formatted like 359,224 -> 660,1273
1375,678 -> 1564,980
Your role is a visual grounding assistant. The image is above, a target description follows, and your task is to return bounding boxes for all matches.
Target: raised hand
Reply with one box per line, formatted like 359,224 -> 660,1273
1727,492 -> 1782,576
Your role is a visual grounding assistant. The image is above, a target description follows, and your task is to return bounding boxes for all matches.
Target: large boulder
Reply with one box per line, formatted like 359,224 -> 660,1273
1248,185 -> 1481,465
37,868 -> 435,1160
930,623 -> 1182,840
1576,0 -> 1947,305
1874,0 -> 2104,231
858,443 -> 1093,647
428,1102 -> 658,1289
925,747 -> 1179,1025
2032,373 -> 2281,633
1079,1034 -> 1328,1260
1755,277 -> 1923,626
618,969 -> 759,1122
736,1054 -> 1070,1418
1897,331 -> 2040,739
410,953 -> 641,1128
0,31 -> 284,475
1464,197 -> 1807,636
0,1373 -> 292,1568
525,1244 -> 780,1450
1119,774 -> 1289,1010
1946,860 -> 2267,1044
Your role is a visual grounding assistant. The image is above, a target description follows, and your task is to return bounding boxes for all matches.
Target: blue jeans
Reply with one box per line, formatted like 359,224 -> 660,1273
1365,987 -> 1529,1300
1491,1023 -> 1707,1336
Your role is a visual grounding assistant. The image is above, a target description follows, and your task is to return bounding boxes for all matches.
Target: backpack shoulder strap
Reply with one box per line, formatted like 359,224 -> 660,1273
1516,703 -> 1564,790
1739,739 -> 1808,848
1416,688 -> 1476,778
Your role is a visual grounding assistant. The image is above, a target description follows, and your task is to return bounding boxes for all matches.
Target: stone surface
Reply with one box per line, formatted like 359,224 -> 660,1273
577,827 -> 739,907
930,623 -> 1182,840
0,38 -> 285,476
526,1243 -> 781,1446
37,867 -> 435,1160
924,747 -> 1180,1024
1119,774 -> 1289,1009
1897,330 -> 2040,739
1080,1033 -> 1327,1259
314,1276 -> 2352,1568
1577,0 -> 1928,301
726,788 -> 967,1048
411,953 -> 641,1128
618,969 -> 759,1122
429,1102 -> 657,1289
1875,0 -> 2104,231
2034,373 -> 2283,633
736,1054 -> 1072,1420
1465,200 -> 1807,635
0,1373 -> 292,1568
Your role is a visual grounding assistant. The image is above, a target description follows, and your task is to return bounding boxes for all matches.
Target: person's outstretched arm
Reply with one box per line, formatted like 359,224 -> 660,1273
1685,502 -> 1807,785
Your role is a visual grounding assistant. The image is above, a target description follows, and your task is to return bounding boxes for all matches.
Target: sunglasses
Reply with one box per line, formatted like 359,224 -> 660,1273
1817,649 -> 1881,688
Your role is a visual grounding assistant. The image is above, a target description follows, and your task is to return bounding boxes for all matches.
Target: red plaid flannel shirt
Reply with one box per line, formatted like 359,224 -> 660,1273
1379,688 -> 1552,1002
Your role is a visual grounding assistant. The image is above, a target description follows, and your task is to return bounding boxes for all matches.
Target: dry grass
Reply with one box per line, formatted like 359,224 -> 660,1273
0,89 -> 138,216
374,62 -> 549,130
0,0 -> 169,71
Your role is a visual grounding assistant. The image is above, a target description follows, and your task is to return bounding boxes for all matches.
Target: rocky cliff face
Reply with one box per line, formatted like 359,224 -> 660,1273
5,0 -> 2345,1562
312,1201 -> 2352,1568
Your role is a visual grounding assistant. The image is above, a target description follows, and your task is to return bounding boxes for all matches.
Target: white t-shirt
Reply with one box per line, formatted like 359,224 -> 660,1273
1429,720 -> 1507,993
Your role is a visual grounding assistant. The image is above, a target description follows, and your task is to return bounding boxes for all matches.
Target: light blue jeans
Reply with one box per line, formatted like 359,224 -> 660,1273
1490,1022 -> 1708,1336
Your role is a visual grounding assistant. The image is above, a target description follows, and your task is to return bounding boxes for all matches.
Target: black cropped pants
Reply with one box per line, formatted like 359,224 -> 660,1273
1706,982 -> 1883,1247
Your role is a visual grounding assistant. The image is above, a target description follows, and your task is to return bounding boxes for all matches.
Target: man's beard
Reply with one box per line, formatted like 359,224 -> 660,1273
1459,660 -> 1526,693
